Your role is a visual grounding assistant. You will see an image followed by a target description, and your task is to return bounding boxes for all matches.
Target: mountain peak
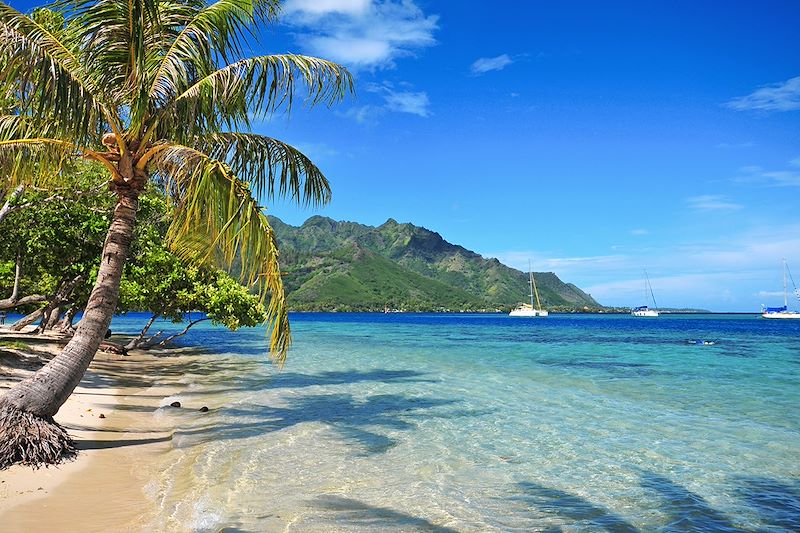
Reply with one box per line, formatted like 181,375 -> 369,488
302,215 -> 336,228
269,215 -> 601,311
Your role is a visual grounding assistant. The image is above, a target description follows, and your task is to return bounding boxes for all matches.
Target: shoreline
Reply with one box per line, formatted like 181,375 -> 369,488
0,329 -> 184,532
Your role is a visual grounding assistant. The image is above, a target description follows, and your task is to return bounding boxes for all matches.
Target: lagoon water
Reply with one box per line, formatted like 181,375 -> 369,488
109,313 -> 799,532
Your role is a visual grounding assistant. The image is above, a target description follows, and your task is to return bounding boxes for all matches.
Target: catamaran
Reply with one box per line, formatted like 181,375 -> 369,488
631,270 -> 659,317
761,259 -> 800,319
509,261 -> 548,317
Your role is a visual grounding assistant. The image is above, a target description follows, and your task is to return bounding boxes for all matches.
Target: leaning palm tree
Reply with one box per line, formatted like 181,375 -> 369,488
0,0 -> 352,468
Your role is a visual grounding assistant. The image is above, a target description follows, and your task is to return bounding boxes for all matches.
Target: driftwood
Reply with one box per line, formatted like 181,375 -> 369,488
11,308 -> 44,331
98,341 -> 127,356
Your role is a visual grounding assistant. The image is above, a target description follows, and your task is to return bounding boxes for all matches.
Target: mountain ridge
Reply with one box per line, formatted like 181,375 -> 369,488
270,215 -> 602,312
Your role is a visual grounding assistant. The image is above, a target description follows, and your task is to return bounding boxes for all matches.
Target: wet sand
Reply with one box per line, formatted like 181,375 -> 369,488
0,329 -> 184,532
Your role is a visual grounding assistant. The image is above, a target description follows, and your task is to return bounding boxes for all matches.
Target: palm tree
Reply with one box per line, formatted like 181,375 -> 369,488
0,0 -> 352,468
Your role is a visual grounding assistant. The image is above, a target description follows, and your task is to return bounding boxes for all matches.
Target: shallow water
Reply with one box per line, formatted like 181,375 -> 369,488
109,312 -> 800,532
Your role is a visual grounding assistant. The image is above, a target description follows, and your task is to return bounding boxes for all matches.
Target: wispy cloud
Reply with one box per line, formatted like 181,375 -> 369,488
734,160 -> 800,187
341,104 -> 384,125
483,223 -> 800,311
343,83 -> 430,123
726,76 -> 800,112
292,141 -> 341,162
630,229 -> 649,236
281,0 -> 439,70
470,54 -> 513,75
283,0 -> 370,16
486,251 -> 628,274
686,195 -> 742,211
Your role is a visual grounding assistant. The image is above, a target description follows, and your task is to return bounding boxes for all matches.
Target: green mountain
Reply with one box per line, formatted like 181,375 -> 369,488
269,215 -> 602,312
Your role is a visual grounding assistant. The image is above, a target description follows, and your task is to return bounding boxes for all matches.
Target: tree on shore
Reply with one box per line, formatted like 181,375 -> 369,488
0,0 -> 351,468
119,193 -> 268,350
0,164 -> 111,329
0,179 -> 266,342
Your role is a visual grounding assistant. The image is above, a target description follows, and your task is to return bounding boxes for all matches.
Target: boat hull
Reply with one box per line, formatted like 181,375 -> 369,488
631,309 -> 659,317
509,308 -> 549,317
761,312 -> 800,319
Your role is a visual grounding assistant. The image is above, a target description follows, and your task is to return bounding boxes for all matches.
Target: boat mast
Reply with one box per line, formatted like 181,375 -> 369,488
645,269 -> 658,310
783,258 -> 788,308
528,260 -> 535,308
531,263 -> 542,309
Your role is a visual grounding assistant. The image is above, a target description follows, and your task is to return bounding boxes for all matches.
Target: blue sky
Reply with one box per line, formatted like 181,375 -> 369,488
12,0 -> 800,310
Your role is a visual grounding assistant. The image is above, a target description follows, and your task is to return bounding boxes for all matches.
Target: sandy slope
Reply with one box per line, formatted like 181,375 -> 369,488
0,328 -> 180,532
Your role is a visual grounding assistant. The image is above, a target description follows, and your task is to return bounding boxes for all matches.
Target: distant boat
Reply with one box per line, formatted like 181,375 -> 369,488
631,270 -> 659,317
761,259 -> 800,319
510,261 -> 548,317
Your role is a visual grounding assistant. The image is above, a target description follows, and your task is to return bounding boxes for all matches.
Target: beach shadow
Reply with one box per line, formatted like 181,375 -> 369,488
639,472 -> 741,531
168,368 -> 440,398
511,481 -> 639,532
311,495 -> 460,532
733,476 -> 800,531
172,393 -> 459,455
77,434 -> 172,450
266,369 -> 438,389
528,470 -> 800,532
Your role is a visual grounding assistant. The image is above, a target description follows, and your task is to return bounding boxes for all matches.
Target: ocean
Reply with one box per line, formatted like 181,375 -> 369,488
109,312 -> 799,532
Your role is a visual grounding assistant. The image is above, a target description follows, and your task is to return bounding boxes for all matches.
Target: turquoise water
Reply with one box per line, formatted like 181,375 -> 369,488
108,313 -> 799,532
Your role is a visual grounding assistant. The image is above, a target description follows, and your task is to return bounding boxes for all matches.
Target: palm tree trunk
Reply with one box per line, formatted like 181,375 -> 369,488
0,189 -> 139,469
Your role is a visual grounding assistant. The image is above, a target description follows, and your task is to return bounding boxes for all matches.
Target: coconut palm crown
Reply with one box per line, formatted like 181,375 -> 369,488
0,0 -> 352,468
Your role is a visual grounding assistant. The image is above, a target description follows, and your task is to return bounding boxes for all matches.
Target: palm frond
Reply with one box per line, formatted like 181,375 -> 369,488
148,0 -> 280,107
151,143 -> 291,361
68,0 -> 188,134
155,54 -> 352,141
0,2 -> 113,144
0,134 -> 80,187
194,132 -> 331,206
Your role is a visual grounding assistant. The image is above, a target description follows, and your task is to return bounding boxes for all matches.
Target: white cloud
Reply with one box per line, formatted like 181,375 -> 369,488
283,0 -> 370,16
383,89 -> 429,116
726,76 -> 800,112
487,252 -> 628,275
341,104 -> 385,124
292,142 -> 341,161
470,54 -> 513,75
686,195 -> 742,211
482,223 -> 800,311
342,83 -> 430,122
281,0 -> 439,69
757,290 -> 785,299
735,161 -> 800,187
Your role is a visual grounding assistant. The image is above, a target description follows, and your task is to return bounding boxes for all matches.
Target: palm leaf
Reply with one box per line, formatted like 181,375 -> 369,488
0,2 -> 114,145
150,143 -> 291,361
148,0 -> 280,106
150,54 -> 352,143
194,132 -> 331,206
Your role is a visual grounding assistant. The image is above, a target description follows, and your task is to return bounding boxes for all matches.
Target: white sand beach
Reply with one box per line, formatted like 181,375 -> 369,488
0,328 -> 181,532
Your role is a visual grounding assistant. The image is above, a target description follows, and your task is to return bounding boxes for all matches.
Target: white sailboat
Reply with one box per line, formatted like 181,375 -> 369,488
510,261 -> 549,317
631,270 -> 659,317
761,259 -> 800,319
